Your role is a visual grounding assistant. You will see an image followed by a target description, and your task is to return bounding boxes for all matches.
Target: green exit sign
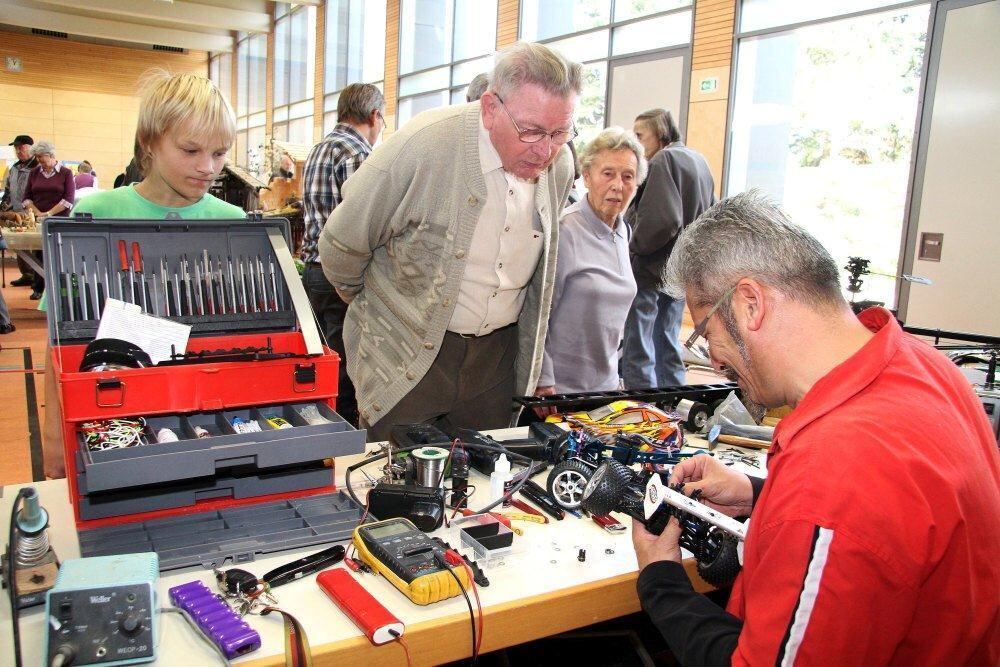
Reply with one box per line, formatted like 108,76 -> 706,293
700,77 -> 718,93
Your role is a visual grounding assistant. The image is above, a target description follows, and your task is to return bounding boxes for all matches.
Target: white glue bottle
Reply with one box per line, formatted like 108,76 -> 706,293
489,454 -> 513,505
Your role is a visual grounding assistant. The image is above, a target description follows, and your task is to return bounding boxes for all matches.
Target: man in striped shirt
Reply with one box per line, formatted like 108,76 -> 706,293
301,83 -> 385,426
633,191 -> 999,665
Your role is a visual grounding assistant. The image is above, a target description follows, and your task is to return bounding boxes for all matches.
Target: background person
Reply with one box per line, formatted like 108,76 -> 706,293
42,70 -> 244,479
466,72 -> 490,102
319,41 -> 580,440
300,83 -> 385,427
622,108 -> 715,389
536,127 -> 645,397
22,140 -> 75,299
632,191 -> 1000,665
0,134 -> 38,288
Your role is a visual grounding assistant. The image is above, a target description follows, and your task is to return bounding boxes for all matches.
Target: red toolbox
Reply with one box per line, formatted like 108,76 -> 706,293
44,215 -> 366,570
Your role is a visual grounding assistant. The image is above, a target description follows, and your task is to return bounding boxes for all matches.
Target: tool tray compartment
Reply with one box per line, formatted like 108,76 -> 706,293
43,216 -> 365,533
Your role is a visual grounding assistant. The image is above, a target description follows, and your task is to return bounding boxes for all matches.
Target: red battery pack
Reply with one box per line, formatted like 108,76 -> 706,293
317,568 -> 404,645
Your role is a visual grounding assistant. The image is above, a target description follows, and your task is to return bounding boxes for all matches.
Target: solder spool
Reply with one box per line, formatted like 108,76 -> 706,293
412,446 -> 449,488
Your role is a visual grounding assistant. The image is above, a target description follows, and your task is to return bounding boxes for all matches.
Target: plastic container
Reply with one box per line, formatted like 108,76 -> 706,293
489,454 -> 512,505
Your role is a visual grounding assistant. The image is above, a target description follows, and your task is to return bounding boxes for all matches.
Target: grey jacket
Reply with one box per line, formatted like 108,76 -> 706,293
319,102 -> 574,425
625,142 -> 716,290
1,158 -> 37,212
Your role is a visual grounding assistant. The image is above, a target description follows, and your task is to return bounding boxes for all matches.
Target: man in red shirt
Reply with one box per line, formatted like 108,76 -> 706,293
633,191 -> 999,665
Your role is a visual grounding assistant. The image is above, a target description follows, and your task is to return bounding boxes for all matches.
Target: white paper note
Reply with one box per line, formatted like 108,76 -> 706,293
95,298 -> 191,364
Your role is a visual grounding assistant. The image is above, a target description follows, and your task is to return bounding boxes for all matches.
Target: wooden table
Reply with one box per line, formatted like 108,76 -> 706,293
1,228 -> 43,275
2,430 -> 762,665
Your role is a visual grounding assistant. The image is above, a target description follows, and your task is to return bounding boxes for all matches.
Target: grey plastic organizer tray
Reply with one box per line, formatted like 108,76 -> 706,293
78,490 -> 363,571
77,401 -> 361,493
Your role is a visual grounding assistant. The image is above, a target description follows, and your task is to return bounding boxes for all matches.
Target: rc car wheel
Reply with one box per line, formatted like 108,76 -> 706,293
696,531 -> 742,588
581,460 -> 633,516
684,401 -> 711,432
547,459 -> 594,510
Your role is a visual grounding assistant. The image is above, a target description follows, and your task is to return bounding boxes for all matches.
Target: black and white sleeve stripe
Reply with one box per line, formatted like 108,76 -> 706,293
776,526 -> 835,666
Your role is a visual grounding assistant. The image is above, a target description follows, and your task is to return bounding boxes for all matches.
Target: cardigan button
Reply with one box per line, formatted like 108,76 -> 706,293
372,403 -> 382,412
423,342 -> 434,350
406,371 -> 415,380
468,195 -> 478,206
455,250 -> 465,259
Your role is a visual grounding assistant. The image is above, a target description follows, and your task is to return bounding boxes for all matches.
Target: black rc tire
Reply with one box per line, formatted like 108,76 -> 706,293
696,532 -> 742,587
684,401 -> 711,432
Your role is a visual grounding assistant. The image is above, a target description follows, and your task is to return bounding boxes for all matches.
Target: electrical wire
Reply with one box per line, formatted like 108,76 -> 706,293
460,560 -> 484,657
159,607 -> 231,666
388,629 -> 412,667
344,441 -> 534,521
435,552 -> 478,666
6,488 -> 29,667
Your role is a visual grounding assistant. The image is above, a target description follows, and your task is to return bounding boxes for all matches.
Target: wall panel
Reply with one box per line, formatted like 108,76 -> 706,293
0,29 -> 206,183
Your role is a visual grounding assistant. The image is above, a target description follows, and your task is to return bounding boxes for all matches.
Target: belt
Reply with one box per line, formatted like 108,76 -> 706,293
446,323 -> 516,339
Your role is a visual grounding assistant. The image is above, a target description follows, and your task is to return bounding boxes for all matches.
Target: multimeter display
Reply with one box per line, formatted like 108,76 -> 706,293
366,522 -> 411,539
353,517 -> 472,604
356,518 -> 446,584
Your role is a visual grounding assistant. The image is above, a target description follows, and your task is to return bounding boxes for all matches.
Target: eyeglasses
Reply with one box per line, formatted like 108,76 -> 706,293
494,94 -> 578,146
684,284 -> 738,361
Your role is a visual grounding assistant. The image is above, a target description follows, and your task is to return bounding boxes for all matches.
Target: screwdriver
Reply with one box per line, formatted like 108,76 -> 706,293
80,255 -> 91,320
239,255 -> 249,314
203,249 -> 215,315
183,254 -> 194,316
57,234 -> 71,321
227,256 -> 237,314
70,242 -> 82,319
269,258 -> 279,311
118,240 -> 133,304
132,242 -> 147,312
99,256 -> 108,316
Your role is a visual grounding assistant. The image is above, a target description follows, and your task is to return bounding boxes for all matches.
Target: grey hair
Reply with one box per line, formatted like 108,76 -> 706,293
663,190 -> 844,310
578,127 -> 648,184
490,41 -> 582,100
337,83 -> 385,125
31,141 -> 56,157
466,73 -> 490,102
635,108 -> 680,148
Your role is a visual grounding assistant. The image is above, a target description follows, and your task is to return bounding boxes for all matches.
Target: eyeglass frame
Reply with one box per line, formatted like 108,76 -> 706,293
493,94 -> 578,146
684,283 -> 739,359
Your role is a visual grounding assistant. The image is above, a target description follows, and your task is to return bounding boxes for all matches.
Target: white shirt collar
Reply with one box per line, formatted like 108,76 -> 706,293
478,115 -> 503,175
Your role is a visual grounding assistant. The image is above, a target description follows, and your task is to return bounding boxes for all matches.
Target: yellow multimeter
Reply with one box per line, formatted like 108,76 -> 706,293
352,518 -> 471,605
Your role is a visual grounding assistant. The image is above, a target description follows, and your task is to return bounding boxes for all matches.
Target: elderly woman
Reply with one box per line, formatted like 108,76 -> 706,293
22,140 -> 75,298
536,127 -> 647,396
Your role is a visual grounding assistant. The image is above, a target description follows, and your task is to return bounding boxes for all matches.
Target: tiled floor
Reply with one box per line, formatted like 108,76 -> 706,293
0,256 -> 49,486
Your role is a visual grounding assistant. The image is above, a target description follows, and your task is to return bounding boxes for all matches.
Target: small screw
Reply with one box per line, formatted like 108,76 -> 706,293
577,548 -> 586,562
605,548 -> 615,555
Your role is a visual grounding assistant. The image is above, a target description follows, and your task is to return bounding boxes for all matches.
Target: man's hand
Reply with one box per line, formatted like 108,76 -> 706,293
669,454 -> 754,518
632,516 -> 683,569
533,385 -> 556,418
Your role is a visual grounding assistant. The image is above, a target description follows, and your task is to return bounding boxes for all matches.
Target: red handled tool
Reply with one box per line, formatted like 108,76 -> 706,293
117,239 -> 132,303
132,242 -> 147,312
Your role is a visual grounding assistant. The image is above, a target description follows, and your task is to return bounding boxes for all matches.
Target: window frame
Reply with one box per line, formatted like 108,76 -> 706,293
323,0 -> 386,135
395,0 -> 499,127
272,3 -> 317,146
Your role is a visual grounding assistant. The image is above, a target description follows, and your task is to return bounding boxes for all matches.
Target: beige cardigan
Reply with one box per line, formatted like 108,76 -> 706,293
319,102 -> 574,425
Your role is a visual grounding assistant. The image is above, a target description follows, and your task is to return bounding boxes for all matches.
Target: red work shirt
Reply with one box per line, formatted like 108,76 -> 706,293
729,308 -> 1000,665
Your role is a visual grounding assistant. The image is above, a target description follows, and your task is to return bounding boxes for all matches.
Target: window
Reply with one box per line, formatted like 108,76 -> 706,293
234,32 -> 267,176
726,3 -> 930,307
324,0 -> 386,134
519,0 -> 693,147
208,52 -> 232,109
272,3 -> 317,147
396,0 -> 498,127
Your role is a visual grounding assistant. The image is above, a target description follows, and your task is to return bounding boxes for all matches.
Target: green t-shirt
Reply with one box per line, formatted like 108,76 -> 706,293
72,185 -> 246,219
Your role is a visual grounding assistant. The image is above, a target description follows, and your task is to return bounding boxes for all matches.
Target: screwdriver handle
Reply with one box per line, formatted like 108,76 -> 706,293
131,242 -> 143,273
118,240 -> 129,272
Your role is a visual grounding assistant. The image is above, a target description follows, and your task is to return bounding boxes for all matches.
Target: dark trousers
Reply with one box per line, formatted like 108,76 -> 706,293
31,251 -> 44,292
363,326 -> 518,442
302,263 -> 357,426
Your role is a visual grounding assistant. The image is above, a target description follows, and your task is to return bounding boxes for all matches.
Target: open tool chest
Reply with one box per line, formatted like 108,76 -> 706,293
44,215 -> 366,570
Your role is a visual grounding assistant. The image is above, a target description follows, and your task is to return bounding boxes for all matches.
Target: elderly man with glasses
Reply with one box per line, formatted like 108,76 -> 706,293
320,41 -> 580,440
631,191 -> 999,665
